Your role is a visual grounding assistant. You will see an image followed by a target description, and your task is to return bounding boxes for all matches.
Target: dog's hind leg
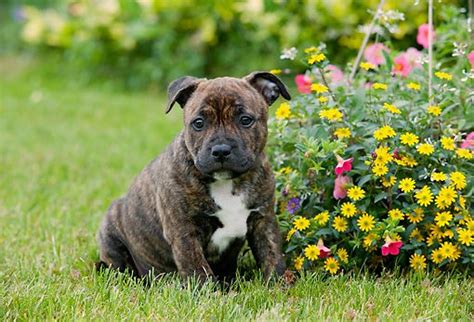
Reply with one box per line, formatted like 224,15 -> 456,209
97,201 -> 139,276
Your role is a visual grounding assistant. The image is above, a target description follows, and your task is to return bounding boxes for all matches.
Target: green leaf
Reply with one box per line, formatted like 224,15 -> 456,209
357,175 -> 372,187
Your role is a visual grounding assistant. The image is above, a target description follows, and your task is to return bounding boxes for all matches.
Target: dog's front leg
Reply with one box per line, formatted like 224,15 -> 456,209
247,207 -> 286,281
161,212 -> 215,282
170,234 -> 215,282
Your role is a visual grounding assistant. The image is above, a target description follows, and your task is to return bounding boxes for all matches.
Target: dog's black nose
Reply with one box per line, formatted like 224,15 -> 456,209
211,144 -> 232,162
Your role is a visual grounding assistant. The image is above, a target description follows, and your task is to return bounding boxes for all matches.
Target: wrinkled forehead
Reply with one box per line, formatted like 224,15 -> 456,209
185,78 -> 266,120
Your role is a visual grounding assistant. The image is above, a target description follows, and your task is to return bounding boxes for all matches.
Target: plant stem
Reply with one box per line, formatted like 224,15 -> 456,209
349,0 -> 386,83
318,67 -> 337,102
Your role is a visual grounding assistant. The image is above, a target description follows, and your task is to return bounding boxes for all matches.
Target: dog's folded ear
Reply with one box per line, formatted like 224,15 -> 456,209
166,76 -> 202,113
244,71 -> 291,106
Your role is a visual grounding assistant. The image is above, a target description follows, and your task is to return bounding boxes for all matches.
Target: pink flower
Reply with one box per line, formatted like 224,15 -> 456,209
333,175 -> 351,200
404,47 -> 422,68
468,51 -> 474,70
392,54 -> 412,77
461,132 -> 474,150
317,239 -> 331,258
295,74 -> 312,94
326,64 -> 345,85
381,237 -> 403,256
364,43 -> 389,66
416,24 -> 435,49
335,155 -> 353,175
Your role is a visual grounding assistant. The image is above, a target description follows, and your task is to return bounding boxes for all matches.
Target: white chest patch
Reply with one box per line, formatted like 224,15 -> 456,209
209,180 -> 250,253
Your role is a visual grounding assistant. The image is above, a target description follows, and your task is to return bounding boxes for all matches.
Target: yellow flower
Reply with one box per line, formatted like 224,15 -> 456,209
311,83 -> 328,93
458,196 -> 466,210
372,83 -> 388,90
308,53 -> 326,64
314,211 -> 330,225
275,102 -> 291,119
333,216 -> 348,232
373,125 -> 396,141
383,102 -> 401,114
334,127 -> 351,139
457,229 -> 473,246
357,213 -> 375,232
439,242 -> 460,261
431,171 -> 447,182
415,186 -> 433,207
374,146 -> 393,165
435,186 -> 457,209
400,132 -> 419,146
455,148 -> 473,160
435,71 -> 452,80
381,176 -> 396,187
417,143 -> 435,156
409,253 -> 427,271
407,82 -> 421,90
360,62 -> 376,70
293,216 -> 310,231
324,257 -> 339,275
399,178 -> 416,193
435,211 -> 453,227
286,228 -> 296,241
450,171 -> 466,190
410,228 -> 423,241
427,105 -> 442,116
440,137 -> 455,151
318,96 -> 329,104
278,167 -> 292,175
347,186 -> 365,201
395,156 -> 418,167
304,46 -> 318,54
319,108 -> 343,122
407,207 -> 424,224
340,202 -> 357,218
337,248 -> 349,263
294,256 -> 304,270
372,164 -> 388,177
388,209 -> 404,221
363,233 -> 378,250
270,69 -> 282,75
431,248 -> 444,264
304,245 -> 320,261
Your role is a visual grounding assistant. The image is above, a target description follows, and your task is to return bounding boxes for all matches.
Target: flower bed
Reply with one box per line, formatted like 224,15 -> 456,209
268,16 -> 473,274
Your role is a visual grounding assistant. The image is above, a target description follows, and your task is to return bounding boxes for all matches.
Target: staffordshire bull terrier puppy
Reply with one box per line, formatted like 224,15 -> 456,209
97,71 -> 291,282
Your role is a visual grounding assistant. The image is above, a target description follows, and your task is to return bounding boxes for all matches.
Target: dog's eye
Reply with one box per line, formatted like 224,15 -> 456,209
239,115 -> 254,128
192,118 -> 205,131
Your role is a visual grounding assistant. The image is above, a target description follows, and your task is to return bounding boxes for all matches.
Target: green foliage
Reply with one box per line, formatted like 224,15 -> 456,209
268,13 -> 473,275
15,0 -> 463,88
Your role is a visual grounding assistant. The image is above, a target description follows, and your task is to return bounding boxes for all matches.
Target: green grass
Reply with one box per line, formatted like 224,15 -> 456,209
1,56 -> 473,320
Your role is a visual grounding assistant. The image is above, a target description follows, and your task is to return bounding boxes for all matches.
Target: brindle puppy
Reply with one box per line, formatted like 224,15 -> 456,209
97,72 -> 291,282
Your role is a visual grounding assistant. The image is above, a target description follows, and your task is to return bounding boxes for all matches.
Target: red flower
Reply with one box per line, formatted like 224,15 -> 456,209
294,74 -> 312,94
335,155 -> 353,175
416,24 -> 435,49
317,239 -> 331,258
381,237 -> 403,256
333,174 -> 351,200
392,54 -> 412,77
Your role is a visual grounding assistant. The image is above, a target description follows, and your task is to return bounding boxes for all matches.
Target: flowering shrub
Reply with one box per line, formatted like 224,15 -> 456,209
268,16 -> 473,275
17,0 -> 460,87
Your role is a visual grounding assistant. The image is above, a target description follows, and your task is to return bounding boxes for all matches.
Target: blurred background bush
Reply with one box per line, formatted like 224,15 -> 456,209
0,0 -> 466,89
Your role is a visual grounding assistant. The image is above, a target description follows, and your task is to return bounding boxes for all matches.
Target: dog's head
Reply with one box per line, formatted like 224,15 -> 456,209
166,72 -> 291,179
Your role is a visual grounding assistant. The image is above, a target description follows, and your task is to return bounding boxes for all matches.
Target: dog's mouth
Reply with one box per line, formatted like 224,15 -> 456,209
194,159 -> 252,178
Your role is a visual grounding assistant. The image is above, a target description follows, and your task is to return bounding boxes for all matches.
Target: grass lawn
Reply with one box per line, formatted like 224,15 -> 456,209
1,56 -> 473,320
